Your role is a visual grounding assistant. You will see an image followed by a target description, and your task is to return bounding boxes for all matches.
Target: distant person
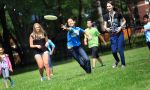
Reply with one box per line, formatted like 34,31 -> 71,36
103,0 -> 126,68
143,15 -> 150,50
0,46 -> 14,88
47,39 -> 55,75
29,23 -> 51,81
84,20 -> 106,69
61,18 -> 92,73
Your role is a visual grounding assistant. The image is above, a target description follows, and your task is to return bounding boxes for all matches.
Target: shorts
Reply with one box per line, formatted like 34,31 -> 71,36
90,46 -> 99,58
2,68 -> 10,78
33,47 -> 49,57
34,51 -> 49,59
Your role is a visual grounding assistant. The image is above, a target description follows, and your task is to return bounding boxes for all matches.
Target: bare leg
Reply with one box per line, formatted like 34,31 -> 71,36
34,54 -> 44,81
97,57 -> 104,66
92,58 -> 97,68
8,77 -> 14,87
4,78 -> 8,88
42,51 -> 51,80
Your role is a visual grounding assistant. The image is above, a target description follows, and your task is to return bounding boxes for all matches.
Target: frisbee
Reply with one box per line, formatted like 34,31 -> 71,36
44,15 -> 58,20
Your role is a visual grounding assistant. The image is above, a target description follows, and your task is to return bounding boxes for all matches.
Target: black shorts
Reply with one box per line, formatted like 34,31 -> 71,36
33,47 -> 48,55
90,46 -> 99,58
147,42 -> 150,50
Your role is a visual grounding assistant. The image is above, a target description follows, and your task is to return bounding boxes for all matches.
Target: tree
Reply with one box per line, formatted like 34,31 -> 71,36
0,3 -> 15,67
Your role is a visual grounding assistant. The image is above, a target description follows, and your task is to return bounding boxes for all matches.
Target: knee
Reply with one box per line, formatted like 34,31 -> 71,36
118,49 -> 124,54
38,65 -> 44,70
112,51 -> 117,54
44,64 -> 49,68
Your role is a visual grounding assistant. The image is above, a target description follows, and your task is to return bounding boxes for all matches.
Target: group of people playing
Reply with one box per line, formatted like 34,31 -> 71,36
0,0 -> 149,88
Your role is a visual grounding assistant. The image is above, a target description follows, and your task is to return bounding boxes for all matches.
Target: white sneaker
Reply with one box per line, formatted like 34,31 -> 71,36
48,77 -> 51,80
112,64 -> 117,68
41,77 -> 45,82
121,65 -> 125,68
51,74 -> 54,76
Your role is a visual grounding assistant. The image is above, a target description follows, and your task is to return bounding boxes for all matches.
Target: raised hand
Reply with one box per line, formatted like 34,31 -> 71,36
61,24 -> 67,30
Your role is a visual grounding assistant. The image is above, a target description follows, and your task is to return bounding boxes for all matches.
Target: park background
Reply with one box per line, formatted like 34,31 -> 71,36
0,0 -> 150,89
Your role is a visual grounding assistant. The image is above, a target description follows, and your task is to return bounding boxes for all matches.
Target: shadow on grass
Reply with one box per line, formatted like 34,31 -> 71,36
11,58 -> 74,76
66,73 -> 86,80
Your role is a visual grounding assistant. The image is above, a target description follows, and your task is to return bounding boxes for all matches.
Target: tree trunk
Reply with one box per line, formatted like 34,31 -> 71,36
0,4 -> 15,68
96,0 -> 105,31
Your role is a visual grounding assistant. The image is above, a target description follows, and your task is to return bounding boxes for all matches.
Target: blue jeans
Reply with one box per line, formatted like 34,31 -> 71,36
69,46 -> 91,73
147,42 -> 150,50
110,31 -> 125,66
48,55 -> 53,68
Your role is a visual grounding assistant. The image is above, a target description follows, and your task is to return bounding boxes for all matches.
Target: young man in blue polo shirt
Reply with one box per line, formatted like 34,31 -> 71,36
61,18 -> 92,73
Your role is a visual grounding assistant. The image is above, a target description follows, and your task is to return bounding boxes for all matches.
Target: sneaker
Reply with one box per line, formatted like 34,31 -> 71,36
10,80 -> 14,87
41,77 -> 45,82
51,74 -> 54,76
48,77 -> 51,80
121,65 -> 126,68
112,64 -> 117,68
101,64 -> 106,67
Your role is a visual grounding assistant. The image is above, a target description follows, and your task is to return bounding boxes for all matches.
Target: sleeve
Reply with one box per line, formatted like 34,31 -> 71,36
5,54 -> 12,70
79,27 -> 85,34
103,14 -> 109,22
95,28 -> 100,36
48,39 -> 55,48
118,13 -> 123,20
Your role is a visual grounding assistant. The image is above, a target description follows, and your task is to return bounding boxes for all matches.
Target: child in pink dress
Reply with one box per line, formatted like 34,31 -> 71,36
0,47 -> 14,88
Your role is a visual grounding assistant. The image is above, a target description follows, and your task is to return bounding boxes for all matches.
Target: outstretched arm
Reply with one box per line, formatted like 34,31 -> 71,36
84,34 -> 88,46
99,35 -> 107,45
61,24 -> 71,31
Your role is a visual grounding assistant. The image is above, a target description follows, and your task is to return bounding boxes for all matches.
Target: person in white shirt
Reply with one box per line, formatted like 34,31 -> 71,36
143,15 -> 150,50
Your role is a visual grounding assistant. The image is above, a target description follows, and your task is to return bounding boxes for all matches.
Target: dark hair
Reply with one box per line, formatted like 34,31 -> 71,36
87,19 -> 93,22
87,19 -> 98,27
66,17 -> 76,27
107,0 -> 118,11
143,14 -> 149,19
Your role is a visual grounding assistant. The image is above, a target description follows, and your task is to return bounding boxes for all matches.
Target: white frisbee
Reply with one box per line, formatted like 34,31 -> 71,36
44,15 -> 58,20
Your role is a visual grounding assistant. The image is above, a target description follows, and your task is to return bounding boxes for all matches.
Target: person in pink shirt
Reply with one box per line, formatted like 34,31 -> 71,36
0,46 -> 14,88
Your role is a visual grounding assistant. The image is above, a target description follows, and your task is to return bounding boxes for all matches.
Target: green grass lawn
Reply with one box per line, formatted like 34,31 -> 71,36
0,47 -> 150,90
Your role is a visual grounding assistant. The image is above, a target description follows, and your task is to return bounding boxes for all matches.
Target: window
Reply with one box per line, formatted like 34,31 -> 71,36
145,0 -> 150,4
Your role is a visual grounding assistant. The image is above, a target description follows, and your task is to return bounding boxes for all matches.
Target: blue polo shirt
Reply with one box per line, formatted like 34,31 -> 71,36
144,22 -> 150,42
67,27 -> 85,49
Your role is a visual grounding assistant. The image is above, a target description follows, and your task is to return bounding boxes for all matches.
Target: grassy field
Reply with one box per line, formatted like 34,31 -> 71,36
0,47 -> 150,90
